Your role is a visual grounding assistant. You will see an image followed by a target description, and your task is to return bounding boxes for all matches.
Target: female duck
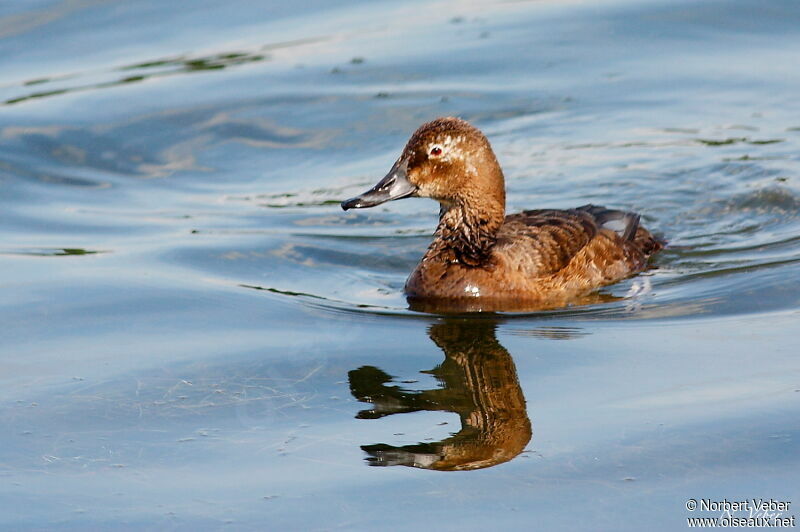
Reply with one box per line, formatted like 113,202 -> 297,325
341,117 -> 662,310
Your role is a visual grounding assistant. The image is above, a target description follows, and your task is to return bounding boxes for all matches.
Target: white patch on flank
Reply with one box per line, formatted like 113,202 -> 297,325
465,285 -> 481,297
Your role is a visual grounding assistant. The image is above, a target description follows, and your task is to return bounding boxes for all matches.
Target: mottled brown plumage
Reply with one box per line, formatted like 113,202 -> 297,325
342,117 -> 663,311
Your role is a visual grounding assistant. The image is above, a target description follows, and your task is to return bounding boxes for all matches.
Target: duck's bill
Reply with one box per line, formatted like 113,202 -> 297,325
341,160 -> 417,210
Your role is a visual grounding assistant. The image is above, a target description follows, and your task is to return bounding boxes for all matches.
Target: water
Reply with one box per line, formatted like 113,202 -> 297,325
1,0 -> 799,529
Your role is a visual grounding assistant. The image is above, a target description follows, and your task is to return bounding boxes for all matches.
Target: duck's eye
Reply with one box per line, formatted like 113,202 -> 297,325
430,146 -> 443,156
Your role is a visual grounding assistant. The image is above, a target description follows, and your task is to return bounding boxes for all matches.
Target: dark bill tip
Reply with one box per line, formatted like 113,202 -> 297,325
341,196 -> 369,210
340,160 -> 416,211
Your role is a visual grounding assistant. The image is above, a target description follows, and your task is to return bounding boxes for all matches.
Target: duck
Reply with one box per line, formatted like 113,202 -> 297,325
341,117 -> 662,311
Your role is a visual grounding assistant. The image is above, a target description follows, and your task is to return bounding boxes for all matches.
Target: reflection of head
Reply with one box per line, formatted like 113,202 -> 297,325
349,319 -> 531,471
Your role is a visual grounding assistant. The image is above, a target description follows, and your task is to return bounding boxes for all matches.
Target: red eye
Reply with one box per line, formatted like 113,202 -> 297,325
430,147 -> 442,156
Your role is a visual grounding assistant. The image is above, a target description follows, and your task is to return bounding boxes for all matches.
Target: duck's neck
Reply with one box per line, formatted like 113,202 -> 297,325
431,197 -> 505,267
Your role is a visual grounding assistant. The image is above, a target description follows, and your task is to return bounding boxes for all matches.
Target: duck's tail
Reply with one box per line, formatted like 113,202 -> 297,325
633,225 -> 664,257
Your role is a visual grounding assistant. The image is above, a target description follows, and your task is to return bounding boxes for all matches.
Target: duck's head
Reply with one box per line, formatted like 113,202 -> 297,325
341,117 -> 505,211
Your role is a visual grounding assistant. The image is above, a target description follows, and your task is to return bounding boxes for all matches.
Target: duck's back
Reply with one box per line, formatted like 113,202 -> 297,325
406,204 -> 661,306
494,204 -> 661,289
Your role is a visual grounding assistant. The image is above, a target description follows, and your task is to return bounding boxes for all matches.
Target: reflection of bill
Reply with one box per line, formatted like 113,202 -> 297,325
348,319 -> 531,471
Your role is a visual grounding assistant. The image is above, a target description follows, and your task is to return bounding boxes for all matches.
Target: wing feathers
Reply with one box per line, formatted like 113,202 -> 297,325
500,205 -> 644,277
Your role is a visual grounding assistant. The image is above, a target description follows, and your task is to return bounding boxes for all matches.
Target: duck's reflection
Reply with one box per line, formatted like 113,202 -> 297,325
406,291 -> 621,313
348,319 -> 531,471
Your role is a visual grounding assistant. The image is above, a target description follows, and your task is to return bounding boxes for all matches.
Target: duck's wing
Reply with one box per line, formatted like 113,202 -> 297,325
576,204 -> 664,256
574,204 -> 640,241
501,204 -> 640,277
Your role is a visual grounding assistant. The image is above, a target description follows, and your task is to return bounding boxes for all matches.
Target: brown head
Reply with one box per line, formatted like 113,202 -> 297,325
341,117 -> 506,216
